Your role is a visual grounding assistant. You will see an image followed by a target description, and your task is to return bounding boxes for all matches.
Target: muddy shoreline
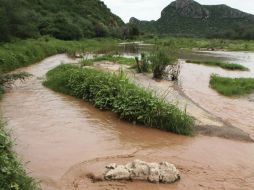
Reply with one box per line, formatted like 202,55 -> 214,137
1,54 -> 254,190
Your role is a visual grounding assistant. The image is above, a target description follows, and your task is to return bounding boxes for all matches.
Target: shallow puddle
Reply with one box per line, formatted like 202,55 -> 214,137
0,54 -> 254,190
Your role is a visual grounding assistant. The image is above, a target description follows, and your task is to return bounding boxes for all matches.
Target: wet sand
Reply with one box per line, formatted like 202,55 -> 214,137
0,54 -> 254,190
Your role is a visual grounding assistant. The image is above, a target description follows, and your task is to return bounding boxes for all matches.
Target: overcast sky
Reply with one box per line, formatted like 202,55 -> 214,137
101,0 -> 254,22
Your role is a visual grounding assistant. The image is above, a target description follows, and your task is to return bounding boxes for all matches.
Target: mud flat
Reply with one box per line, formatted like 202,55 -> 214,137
0,54 -> 254,190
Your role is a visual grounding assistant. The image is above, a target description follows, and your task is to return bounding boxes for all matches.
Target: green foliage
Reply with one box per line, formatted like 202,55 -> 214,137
186,60 -> 249,71
0,37 -> 119,73
149,49 -> 176,79
134,53 -> 151,73
0,119 -> 39,190
0,0 -> 124,41
44,64 -> 194,135
210,74 -> 254,96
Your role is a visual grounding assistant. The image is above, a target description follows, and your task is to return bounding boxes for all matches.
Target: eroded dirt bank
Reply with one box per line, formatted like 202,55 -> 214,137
0,54 -> 254,190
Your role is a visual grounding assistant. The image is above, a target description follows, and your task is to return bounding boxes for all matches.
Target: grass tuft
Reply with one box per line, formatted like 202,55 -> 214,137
44,64 -> 194,135
210,74 -> 254,96
186,60 -> 249,71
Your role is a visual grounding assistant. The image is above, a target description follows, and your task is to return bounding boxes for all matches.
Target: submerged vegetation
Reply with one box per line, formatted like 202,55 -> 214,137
210,74 -> 254,96
44,64 -> 194,135
186,60 -> 249,71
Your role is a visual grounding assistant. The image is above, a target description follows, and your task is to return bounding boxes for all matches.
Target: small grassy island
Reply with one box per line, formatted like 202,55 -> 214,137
44,64 -> 194,135
210,74 -> 254,96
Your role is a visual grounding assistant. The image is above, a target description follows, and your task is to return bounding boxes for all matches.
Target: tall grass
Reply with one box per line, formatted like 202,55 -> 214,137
149,48 -> 177,79
186,60 -> 249,71
210,74 -> 254,96
44,64 -> 194,135
0,118 -> 39,190
0,37 -> 119,73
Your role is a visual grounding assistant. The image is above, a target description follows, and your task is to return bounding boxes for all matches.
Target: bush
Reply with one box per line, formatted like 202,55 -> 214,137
44,64 -> 194,135
149,49 -> 176,79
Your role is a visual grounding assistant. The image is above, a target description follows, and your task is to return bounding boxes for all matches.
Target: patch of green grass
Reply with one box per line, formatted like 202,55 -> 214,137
44,64 -> 194,135
0,37 -> 119,73
210,74 -> 254,96
0,118 -> 39,190
186,60 -> 249,71
92,54 -> 136,65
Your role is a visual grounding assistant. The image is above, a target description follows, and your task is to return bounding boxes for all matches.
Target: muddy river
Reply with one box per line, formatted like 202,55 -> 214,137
1,54 -> 254,190
180,51 -> 254,139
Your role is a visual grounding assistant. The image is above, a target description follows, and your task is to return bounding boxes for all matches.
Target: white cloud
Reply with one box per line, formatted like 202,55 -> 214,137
101,0 -> 254,22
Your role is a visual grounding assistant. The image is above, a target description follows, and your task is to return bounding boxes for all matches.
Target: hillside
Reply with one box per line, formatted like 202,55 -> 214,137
130,0 -> 254,39
0,0 -> 124,41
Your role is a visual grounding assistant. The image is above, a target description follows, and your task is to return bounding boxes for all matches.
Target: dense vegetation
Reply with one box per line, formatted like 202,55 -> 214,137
0,37 -> 119,73
210,74 -> 254,96
0,0 -> 126,42
44,64 -> 194,135
130,0 -> 254,39
186,60 -> 249,71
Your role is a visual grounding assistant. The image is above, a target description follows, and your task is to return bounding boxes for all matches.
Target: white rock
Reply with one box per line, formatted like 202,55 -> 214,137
148,163 -> 160,183
159,162 -> 180,183
104,160 -> 180,184
105,165 -> 130,180
131,160 -> 150,180
106,163 -> 117,169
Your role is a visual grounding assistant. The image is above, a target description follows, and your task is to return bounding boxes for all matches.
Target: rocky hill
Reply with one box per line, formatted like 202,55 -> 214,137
130,0 -> 254,38
0,0 -> 124,41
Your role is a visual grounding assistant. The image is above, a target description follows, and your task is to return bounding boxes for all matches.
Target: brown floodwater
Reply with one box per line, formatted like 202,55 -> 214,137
179,51 -> 254,139
0,54 -> 254,190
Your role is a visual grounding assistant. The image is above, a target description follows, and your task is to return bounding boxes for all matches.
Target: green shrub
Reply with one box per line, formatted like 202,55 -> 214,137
149,49 -> 176,79
44,64 -> 194,135
210,74 -> 254,96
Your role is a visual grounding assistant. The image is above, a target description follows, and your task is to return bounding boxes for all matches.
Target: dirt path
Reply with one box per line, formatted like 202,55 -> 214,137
1,55 -> 254,190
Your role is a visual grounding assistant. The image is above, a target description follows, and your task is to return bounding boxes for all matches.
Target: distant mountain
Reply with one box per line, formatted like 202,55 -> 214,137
0,0 -> 124,41
130,0 -> 254,38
